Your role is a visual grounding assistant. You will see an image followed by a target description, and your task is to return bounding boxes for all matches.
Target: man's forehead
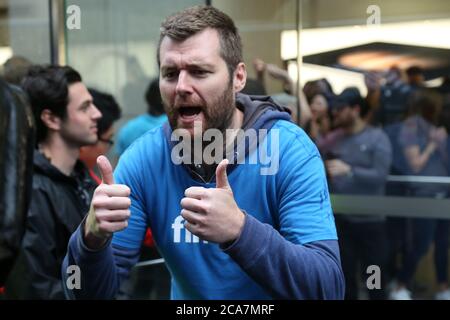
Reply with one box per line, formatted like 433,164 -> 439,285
68,81 -> 86,92
68,82 -> 92,103
161,56 -> 217,68
159,29 -> 221,65
69,82 -> 87,94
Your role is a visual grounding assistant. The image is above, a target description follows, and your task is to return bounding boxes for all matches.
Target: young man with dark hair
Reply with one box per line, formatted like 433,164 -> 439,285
5,65 -> 101,299
64,6 -> 344,300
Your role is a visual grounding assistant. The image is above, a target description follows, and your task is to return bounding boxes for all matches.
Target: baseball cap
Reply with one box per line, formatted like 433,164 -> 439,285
332,87 -> 364,111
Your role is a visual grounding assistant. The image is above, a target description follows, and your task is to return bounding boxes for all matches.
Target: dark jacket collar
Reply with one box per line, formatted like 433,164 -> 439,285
33,150 -> 90,186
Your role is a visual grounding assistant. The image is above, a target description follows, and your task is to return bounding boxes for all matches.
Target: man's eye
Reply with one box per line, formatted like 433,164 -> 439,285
192,70 -> 208,76
164,71 -> 177,79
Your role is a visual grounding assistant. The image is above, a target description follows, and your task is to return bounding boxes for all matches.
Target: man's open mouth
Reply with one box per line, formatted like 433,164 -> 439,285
179,106 -> 202,118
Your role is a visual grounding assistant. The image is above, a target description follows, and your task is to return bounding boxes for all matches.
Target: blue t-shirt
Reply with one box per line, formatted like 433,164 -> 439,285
112,119 -> 337,299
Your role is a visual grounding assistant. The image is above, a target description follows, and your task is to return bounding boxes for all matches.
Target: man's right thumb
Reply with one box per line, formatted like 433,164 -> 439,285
97,155 -> 114,185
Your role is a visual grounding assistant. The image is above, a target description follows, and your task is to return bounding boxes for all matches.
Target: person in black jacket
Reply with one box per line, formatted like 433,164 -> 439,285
4,65 -> 101,299
0,80 -> 35,287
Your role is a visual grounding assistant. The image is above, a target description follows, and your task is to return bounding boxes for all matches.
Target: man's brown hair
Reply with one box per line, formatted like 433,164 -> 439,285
157,5 -> 243,77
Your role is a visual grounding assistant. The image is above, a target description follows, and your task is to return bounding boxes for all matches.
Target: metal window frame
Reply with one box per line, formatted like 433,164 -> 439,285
48,0 -> 66,65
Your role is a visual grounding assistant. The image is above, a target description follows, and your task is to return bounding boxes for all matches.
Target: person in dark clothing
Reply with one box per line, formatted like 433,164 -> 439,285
391,89 -> 450,300
0,80 -> 35,287
4,65 -> 101,299
322,87 -> 392,300
366,67 -> 413,126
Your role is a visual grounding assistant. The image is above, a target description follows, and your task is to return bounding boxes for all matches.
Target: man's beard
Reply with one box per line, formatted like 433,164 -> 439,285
166,83 -> 238,170
165,83 -> 235,134
333,116 -> 354,130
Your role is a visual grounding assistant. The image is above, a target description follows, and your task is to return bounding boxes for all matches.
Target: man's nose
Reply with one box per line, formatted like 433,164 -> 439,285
175,70 -> 193,97
92,104 -> 102,120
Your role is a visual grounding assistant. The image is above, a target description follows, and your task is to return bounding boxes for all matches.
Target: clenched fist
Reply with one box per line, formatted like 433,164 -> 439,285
84,155 -> 131,249
180,159 -> 245,244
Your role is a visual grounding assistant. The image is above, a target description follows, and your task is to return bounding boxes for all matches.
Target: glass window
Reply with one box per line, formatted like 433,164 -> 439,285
65,0 -> 205,127
0,0 -> 51,69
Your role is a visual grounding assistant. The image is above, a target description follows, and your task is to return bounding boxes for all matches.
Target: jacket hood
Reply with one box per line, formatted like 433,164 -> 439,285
236,93 -> 291,131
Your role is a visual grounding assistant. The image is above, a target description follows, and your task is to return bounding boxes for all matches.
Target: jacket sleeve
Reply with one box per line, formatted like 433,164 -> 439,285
224,131 -> 345,299
19,189 -> 65,299
223,215 -> 344,299
62,221 -> 140,300
62,139 -> 150,300
0,81 -> 34,286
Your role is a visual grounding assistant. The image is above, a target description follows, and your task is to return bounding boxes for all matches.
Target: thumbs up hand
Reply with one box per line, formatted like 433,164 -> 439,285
84,156 -> 132,249
180,159 -> 245,244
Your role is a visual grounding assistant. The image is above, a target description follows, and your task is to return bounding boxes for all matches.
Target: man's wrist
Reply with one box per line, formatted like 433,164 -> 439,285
222,210 -> 246,247
83,218 -> 110,250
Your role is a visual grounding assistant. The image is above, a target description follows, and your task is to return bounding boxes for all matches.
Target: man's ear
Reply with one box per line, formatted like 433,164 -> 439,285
233,62 -> 247,93
40,109 -> 62,131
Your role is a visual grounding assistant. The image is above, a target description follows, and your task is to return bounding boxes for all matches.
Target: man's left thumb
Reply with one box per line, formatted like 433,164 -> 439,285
215,159 -> 230,190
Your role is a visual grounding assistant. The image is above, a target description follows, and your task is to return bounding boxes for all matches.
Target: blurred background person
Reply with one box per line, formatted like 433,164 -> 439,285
406,65 -> 425,89
391,89 -> 450,300
366,67 -> 413,126
252,58 -> 311,127
116,78 -> 167,156
306,92 -> 331,141
322,87 -> 392,300
302,78 -> 335,142
79,89 -> 122,183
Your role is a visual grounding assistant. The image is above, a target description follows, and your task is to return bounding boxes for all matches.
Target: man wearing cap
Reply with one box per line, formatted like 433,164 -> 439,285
322,87 -> 392,300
